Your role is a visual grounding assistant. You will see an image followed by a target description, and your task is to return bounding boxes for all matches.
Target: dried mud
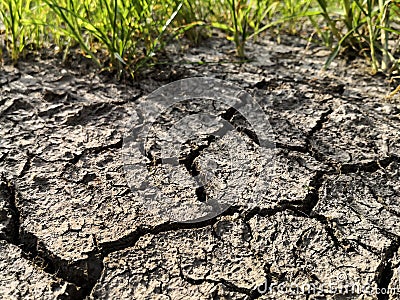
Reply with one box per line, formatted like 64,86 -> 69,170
1,36 -> 400,299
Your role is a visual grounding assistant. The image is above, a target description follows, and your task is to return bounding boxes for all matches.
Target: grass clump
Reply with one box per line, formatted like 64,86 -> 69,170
0,0 -> 50,61
312,0 -> 400,75
0,0 -> 186,76
43,0 -> 184,76
211,0 -> 276,57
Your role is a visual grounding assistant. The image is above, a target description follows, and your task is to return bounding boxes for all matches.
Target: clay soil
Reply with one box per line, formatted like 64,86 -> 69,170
1,35 -> 400,299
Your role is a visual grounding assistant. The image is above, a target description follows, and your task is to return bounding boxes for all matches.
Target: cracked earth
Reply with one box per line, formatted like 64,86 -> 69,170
1,36 -> 400,299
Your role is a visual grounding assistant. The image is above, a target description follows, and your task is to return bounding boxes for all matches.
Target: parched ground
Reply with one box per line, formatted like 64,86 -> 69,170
1,36 -> 400,299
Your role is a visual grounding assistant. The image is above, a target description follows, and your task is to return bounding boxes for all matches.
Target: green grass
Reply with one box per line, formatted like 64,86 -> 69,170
312,0 -> 400,75
0,0 -> 399,77
42,0 -> 185,76
211,0 -> 281,57
0,0 -> 49,61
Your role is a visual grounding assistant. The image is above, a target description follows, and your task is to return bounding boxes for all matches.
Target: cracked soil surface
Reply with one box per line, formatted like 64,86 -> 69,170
1,36 -> 400,299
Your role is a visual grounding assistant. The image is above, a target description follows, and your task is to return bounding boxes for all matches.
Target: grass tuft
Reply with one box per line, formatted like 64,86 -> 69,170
312,0 -> 400,75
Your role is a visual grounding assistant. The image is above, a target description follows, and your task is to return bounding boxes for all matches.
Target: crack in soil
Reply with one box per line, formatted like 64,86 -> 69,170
64,102 -> 117,126
274,106 -> 336,171
301,170 -> 326,216
0,151 -> 8,163
178,255 -> 262,298
307,108 -> 334,144
18,151 -> 32,178
309,212 -> 351,252
338,154 -> 399,174
5,156 -> 399,300
376,239 -> 400,300
2,56 -> 400,298
0,175 -> 100,299
219,107 -> 260,146
144,105 -> 264,204
305,107 -> 334,165
18,228 -> 102,299
0,174 -> 19,244
179,135 -> 217,202
99,205 -> 243,256
86,207 -> 248,296
5,117 -> 399,299
91,138 -> 123,154
67,138 -> 123,166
